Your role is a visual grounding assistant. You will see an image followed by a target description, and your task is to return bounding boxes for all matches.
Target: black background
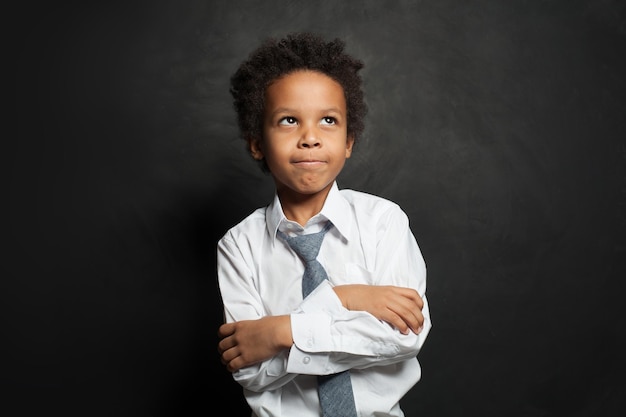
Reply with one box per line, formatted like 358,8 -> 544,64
7,1 -> 626,416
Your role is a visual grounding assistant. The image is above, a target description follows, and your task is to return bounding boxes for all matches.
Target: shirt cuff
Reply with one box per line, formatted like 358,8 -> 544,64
287,312 -> 332,374
287,281 -> 345,374
298,280 -> 344,313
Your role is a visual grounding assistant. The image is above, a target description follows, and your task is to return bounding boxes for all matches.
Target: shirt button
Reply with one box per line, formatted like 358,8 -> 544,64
303,356 -> 311,364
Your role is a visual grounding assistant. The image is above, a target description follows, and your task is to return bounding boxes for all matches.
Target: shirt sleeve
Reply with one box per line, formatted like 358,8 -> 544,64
217,234 -> 298,392
287,203 -> 432,375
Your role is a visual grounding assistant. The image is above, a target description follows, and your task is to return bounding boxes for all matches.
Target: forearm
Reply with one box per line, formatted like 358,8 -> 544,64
287,282 -> 430,374
218,315 -> 293,372
288,301 -> 430,374
219,315 -> 297,392
333,284 -> 425,335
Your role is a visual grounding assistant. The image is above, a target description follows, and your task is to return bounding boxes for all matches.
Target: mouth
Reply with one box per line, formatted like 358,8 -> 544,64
292,159 -> 327,168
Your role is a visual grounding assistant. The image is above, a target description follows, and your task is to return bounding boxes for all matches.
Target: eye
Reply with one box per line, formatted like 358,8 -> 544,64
279,117 -> 297,126
321,117 -> 336,125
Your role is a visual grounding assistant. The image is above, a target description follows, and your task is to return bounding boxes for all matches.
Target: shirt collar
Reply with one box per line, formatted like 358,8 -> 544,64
266,181 -> 352,243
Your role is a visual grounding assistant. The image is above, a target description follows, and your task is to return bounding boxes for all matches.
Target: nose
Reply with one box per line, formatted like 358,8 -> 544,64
299,125 -> 321,148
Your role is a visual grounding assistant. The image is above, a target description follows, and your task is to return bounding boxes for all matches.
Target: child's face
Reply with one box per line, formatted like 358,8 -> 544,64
250,70 -> 354,200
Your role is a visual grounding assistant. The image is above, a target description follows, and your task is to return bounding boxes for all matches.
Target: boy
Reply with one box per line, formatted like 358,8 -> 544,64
217,32 -> 431,417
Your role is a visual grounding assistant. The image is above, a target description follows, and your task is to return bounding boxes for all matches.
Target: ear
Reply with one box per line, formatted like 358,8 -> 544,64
345,135 -> 355,158
248,137 -> 264,160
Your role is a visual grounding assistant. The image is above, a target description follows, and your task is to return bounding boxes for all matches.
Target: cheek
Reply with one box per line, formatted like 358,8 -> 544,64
262,143 -> 289,165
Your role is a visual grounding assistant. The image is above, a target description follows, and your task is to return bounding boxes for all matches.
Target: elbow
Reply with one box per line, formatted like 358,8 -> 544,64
231,362 -> 265,392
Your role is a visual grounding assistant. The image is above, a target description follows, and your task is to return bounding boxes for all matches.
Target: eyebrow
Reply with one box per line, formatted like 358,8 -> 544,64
268,107 -> 345,116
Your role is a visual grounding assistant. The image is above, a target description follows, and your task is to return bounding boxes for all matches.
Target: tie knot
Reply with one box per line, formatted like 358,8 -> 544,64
278,222 -> 333,262
286,233 -> 324,261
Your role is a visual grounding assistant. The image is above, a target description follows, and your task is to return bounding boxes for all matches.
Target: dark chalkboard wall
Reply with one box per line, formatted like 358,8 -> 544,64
8,1 -> 626,416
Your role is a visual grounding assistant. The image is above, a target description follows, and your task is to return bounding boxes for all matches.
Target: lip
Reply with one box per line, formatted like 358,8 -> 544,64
292,159 -> 327,168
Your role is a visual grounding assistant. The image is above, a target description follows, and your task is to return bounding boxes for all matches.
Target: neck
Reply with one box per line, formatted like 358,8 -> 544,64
278,186 -> 332,227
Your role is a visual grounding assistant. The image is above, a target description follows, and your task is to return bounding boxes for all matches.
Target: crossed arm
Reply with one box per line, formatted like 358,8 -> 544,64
218,284 -> 425,373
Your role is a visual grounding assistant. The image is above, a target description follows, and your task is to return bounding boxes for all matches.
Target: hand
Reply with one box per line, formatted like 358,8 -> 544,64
218,315 -> 292,373
333,285 -> 424,334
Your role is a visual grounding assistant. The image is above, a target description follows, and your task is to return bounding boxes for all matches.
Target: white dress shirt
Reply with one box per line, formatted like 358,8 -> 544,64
217,182 -> 431,417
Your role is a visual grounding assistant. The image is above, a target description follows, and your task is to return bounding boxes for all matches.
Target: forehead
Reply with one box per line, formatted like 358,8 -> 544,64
264,70 -> 346,111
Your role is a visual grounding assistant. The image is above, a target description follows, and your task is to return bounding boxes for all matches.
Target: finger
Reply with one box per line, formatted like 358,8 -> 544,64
395,287 -> 424,309
220,345 -> 240,364
218,322 -> 235,338
381,310 -> 411,334
397,291 -> 424,322
227,350 -> 255,373
227,356 -> 242,373
388,300 -> 424,333
218,334 -> 236,355
413,309 -> 424,333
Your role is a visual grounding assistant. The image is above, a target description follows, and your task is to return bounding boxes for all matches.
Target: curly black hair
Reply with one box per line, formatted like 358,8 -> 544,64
230,32 -> 367,171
